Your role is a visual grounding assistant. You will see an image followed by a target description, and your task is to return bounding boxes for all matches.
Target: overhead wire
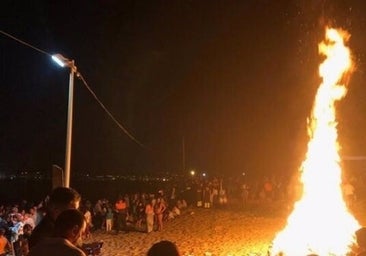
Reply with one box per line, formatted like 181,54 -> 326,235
0,29 -> 146,148
0,30 -> 51,57
76,72 -> 146,148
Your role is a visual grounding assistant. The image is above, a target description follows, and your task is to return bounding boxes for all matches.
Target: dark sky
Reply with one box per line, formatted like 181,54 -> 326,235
1,0 -> 366,178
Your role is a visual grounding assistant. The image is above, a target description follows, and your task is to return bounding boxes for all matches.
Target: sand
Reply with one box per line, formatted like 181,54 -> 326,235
83,200 -> 366,256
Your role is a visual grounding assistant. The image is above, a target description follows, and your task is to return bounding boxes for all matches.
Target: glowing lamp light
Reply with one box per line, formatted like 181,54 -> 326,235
52,54 -> 66,67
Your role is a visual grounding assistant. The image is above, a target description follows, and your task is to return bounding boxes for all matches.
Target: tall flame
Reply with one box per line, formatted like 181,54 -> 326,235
271,28 -> 361,256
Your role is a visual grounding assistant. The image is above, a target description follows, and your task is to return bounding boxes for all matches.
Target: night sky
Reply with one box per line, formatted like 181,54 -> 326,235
1,0 -> 366,178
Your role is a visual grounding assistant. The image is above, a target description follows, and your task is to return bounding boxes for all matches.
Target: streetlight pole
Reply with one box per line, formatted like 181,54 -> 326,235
64,60 -> 75,188
52,54 -> 77,188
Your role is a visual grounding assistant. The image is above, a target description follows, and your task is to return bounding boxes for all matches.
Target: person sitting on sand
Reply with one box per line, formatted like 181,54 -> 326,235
147,240 -> 180,256
27,209 -> 87,256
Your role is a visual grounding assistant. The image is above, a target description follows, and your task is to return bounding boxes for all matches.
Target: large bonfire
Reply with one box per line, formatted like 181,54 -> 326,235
271,27 -> 361,256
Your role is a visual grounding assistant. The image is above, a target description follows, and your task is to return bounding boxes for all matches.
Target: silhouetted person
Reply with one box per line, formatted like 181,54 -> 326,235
147,240 -> 180,256
28,187 -> 81,249
28,209 -> 87,256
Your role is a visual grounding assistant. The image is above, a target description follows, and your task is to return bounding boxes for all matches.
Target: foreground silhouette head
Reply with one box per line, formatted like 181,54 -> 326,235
147,240 -> 180,256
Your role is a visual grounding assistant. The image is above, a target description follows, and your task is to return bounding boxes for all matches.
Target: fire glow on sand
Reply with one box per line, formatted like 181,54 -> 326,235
271,27 -> 361,256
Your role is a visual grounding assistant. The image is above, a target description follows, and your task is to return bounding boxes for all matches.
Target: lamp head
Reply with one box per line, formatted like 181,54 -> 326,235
52,54 -> 77,73
52,54 -> 72,68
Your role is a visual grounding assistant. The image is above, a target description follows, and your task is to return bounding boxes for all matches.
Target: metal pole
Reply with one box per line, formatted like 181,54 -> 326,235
64,60 -> 75,188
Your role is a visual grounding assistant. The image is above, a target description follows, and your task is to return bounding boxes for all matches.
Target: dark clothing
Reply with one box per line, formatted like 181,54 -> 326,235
115,200 -> 127,232
28,238 -> 86,256
115,212 -> 127,232
28,215 -> 54,249
136,205 -> 145,220
93,212 -> 103,230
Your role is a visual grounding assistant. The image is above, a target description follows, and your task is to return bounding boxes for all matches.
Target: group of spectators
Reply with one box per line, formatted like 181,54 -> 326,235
231,172 -> 365,209
80,189 -> 189,236
0,170 -> 365,256
0,186 -> 191,256
0,186 -> 86,255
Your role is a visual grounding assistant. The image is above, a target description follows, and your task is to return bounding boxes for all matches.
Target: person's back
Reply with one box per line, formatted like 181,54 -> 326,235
28,209 -> 87,256
28,186 -> 81,249
29,238 -> 85,256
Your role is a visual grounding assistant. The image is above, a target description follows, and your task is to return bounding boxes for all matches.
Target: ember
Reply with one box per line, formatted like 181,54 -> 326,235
271,27 -> 361,256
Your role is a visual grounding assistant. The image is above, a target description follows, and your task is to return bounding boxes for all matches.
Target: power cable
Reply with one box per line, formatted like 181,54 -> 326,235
77,72 -> 146,148
0,30 -> 51,57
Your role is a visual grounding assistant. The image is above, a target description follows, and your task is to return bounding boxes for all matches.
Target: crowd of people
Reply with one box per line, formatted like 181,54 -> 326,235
0,185 -> 191,256
0,171 -> 365,256
0,187 -> 84,255
0,174 -> 232,255
80,190 -> 189,236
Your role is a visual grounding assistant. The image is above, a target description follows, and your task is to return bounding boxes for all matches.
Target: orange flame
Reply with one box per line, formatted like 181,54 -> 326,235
271,27 -> 361,255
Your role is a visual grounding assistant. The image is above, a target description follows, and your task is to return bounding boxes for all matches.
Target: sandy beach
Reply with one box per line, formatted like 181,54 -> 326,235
83,200 -> 366,256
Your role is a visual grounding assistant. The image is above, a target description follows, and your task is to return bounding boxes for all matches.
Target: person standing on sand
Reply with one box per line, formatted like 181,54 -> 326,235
114,197 -> 127,233
105,206 -> 114,233
93,200 -> 104,230
145,200 -> 154,233
27,209 -> 87,256
203,185 -> 211,208
136,201 -> 145,230
154,198 -> 166,232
